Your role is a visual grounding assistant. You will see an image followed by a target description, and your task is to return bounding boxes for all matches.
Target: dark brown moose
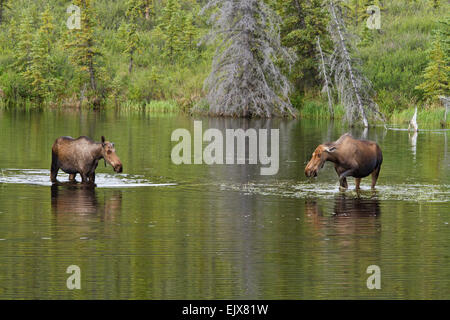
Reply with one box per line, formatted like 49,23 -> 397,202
305,133 -> 382,190
51,136 -> 123,183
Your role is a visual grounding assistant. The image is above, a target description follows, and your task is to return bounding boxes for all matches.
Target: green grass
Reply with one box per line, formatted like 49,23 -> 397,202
390,106 -> 449,128
297,100 -> 345,120
298,98 -> 448,129
357,1 -> 448,112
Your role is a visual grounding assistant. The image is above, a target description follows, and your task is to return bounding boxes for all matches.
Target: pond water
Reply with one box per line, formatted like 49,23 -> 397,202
0,109 -> 449,299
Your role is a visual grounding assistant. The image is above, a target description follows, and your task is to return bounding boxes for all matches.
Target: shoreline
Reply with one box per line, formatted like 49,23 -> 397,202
1,98 -> 448,129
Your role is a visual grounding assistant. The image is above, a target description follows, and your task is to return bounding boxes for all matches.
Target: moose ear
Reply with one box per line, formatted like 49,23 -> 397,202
325,146 -> 336,153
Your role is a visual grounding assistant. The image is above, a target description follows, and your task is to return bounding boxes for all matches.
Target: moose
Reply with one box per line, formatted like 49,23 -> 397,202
50,136 -> 123,184
305,133 -> 382,190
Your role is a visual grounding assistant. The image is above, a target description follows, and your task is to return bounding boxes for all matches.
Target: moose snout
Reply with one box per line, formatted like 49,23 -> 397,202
305,164 -> 318,178
305,169 -> 317,178
114,163 -> 123,173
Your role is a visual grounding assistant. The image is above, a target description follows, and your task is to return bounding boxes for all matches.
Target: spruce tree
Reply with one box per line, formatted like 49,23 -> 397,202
159,0 -> 183,62
415,35 -> 449,103
65,0 -> 102,94
126,0 -> 153,21
273,0 -> 329,90
181,12 -> 197,52
0,0 -> 10,26
121,0 -> 143,74
24,7 -> 56,100
12,13 -> 34,75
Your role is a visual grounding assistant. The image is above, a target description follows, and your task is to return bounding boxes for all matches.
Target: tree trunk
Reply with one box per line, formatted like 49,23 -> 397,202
330,1 -> 368,127
317,37 -> 334,118
89,57 -> 97,91
0,1 -> 3,26
129,55 -> 134,74
145,0 -> 150,20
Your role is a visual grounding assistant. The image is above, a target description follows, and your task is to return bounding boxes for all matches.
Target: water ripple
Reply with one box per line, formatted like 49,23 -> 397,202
0,169 -> 176,188
219,180 -> 450,202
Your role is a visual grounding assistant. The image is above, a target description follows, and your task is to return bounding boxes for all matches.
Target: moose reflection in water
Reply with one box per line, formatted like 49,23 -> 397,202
306,194 -> 380,218
51,184 -> 122,220
304,194 -> 381,249
50,136 -> 123,184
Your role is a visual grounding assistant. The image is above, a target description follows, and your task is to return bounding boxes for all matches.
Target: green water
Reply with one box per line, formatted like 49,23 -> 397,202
0,110 -> 449,299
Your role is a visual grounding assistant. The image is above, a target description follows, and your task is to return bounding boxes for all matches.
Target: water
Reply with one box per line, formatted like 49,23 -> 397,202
0,110 -> 449,299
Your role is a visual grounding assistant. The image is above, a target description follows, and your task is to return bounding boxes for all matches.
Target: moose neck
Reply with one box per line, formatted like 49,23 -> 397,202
323,146 -> 340,165
93,143 -> 104,160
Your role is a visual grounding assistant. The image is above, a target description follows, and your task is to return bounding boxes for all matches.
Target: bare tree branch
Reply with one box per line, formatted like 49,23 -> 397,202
198,0 -> 297,118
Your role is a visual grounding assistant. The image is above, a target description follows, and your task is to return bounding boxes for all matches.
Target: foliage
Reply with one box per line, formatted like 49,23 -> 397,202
23,6 -> 58,100
0,0 -> 448,122
415,21 -> 450,103
272,0 -> 330,91
65,0 -> 103,99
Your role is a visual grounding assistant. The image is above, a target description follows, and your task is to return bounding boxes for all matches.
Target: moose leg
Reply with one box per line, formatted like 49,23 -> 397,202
50,153 -> 59,182
355,178 -> 361,190
80,172 -> 88,183
89,172 -> 95,183
339,169 -> 355,190
340,177 -> 348,189
69,173 -> 77,182
371,166 -> 381,189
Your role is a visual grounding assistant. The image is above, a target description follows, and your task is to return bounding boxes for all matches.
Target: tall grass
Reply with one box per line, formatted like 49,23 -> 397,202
357,0 -> 447,112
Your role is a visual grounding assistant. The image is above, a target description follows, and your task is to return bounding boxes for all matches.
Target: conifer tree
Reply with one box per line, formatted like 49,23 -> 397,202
158,0 -> 183,62
24,7 -> 56,100
0,0 -> 10,26
181,12 -> 197,51
415,32 -> 449,103
121,0 -> 143,74
273,0 -> 329,90
12,13 -> 34,75
126,0 -> 154,21
65,0 -> 102,93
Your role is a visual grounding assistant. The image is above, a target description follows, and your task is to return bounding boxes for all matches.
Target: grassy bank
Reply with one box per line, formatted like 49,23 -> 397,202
2,96 -> 447,129
297,99 -> 449,128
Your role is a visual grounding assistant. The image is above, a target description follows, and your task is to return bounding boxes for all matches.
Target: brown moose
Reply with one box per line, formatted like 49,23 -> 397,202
305,133 -> 382,190
50,136 -> 123,183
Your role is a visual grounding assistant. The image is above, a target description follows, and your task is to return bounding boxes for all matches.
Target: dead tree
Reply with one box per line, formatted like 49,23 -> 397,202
327,0 -> 384,127
317,36 -> 334,118
200,0 -> 297,118
439,96 -> 449,124
408,106 -> 418,132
